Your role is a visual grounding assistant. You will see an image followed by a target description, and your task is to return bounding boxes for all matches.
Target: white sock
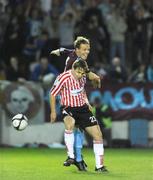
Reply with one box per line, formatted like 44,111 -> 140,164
64,130 -> 74,159
93,141 -> 104,169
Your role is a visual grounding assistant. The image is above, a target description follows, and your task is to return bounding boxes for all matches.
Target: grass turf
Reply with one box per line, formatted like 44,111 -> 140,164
0,148 -> 153,180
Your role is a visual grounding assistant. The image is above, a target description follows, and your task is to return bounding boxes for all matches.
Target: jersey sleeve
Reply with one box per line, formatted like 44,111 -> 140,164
50,74 -> 66,96
59,48 -> 74,56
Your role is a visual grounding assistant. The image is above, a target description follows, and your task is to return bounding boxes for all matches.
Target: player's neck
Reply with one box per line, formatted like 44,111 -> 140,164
71,69 -> 79,80
76,51 -> 80,58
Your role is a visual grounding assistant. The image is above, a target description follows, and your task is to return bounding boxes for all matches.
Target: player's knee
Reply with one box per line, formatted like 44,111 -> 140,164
64,116 -> 75,130
66,124 -> 74,131
64,122 -> 75,130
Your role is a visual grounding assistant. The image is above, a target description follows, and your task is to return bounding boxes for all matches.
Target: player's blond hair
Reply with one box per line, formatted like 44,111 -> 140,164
74,36 -> 90,49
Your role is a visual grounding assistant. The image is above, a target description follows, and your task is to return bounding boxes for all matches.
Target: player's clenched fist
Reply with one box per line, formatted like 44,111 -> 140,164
50,49 -> 60,56
87,72 -> 101,88
91,77 -> 101,88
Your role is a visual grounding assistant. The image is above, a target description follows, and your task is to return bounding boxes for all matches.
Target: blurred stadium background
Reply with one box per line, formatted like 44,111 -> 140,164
1,0 -> 153,149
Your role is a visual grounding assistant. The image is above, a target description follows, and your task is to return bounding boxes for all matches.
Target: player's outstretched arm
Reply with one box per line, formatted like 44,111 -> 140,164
50,95 -> 57,123
50,49 -> 60,56
50,48 -> 73,57
87,71 -> 101,88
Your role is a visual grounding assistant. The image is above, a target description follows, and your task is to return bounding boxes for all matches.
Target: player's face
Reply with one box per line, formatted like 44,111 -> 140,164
76,44 -> 90,60
74,68 -> 86,79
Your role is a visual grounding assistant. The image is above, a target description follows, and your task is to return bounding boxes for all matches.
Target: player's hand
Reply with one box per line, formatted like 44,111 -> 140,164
50,49 -> 60,56
87,104 -> 93,112
50,111 -> 57,123
91,77 -> 101,88
87,72 -> 101,88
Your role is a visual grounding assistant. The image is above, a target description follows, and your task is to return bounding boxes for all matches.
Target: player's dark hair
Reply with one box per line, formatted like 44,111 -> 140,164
73,58 -> 88,72
74,36 -> 90,49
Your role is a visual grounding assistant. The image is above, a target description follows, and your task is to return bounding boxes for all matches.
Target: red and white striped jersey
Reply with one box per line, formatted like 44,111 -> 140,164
50,70 -> 86,107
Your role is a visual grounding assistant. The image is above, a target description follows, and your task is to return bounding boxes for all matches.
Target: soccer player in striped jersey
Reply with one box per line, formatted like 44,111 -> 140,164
50,36 -> 101,171
50,59 -> 108,172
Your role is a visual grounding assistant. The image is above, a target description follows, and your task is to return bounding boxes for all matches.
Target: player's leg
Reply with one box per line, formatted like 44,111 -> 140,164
85,124 -> 108,172
75,105 -> 108,172
74,128 -> 83,162
63,115 -> 75,166
77,105 -> 108,172
74,128 -> 87,171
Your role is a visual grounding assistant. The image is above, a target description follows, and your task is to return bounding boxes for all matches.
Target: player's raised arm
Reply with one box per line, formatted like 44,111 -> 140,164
50,48 -> 73,56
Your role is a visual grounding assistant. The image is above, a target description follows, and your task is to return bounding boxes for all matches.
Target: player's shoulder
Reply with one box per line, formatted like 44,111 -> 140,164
58,70 -> 71,81
70,49 -> 77,58
61,70 -> 71,76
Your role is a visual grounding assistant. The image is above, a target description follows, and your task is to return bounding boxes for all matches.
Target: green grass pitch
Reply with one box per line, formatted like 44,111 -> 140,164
0,148 -> 153,180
